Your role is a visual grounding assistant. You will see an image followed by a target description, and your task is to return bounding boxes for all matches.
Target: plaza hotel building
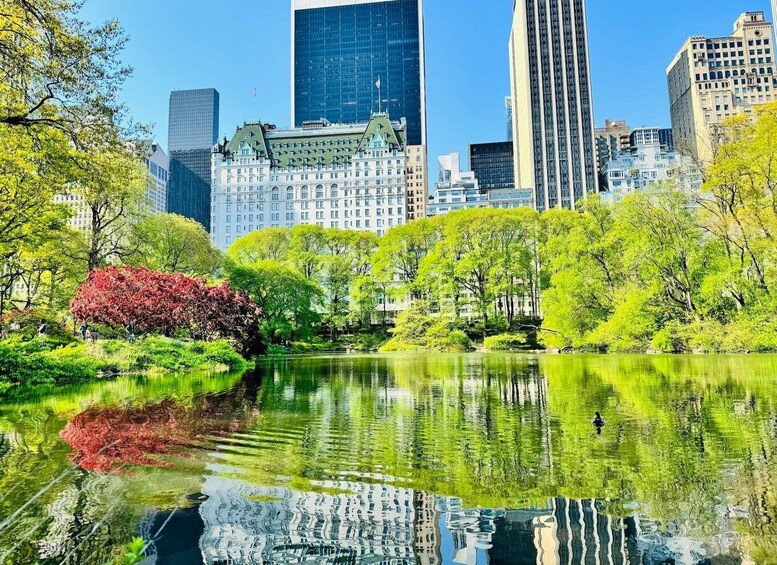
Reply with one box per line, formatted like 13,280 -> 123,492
210,114 -> 409,250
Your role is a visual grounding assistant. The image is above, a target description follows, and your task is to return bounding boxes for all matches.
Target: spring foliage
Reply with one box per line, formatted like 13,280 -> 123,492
70,266 -> 264,356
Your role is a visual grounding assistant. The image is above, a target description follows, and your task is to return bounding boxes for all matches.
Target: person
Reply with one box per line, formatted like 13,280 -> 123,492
125,321 -> 136,344
37,320 -> 48,337
80,323 -> 89,340
592,412 -> 605,434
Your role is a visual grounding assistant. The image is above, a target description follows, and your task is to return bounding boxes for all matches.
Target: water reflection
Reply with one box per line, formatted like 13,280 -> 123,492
0,354 -> 775,563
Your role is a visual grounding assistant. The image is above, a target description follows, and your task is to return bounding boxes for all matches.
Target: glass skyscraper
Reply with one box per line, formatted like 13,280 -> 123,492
292,0 -> 426,146
167,88 -> 219,230
469,142 -> 515,193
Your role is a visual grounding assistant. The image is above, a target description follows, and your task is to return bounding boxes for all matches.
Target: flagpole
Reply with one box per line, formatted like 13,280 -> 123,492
252,86 -> 257,122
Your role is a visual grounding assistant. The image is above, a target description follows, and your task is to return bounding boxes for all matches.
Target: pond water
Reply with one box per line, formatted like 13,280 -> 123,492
0,354 -> 775,564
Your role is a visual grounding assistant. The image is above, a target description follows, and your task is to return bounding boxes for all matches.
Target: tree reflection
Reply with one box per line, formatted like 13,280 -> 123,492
61,385 -> 259,472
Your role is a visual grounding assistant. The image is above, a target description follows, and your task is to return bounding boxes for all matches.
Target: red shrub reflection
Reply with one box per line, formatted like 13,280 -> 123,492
61,396 -> 253,472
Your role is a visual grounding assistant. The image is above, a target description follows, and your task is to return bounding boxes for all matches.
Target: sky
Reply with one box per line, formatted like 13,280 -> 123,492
81,0 -> 773,177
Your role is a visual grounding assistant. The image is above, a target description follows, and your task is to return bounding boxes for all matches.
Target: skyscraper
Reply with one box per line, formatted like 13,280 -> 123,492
469,142 -> 515,193
667,12 -> 776,164
508,0 -> 598,211
291,0 -> 426,147
167,88 -> 219,231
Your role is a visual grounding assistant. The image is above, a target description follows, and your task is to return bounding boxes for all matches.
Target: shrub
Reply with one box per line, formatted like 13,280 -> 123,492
0,309 -> 75,345
266,344 -> 289,356
0,342 -> 98,388
484,333 -> 528,351
71,266 -> 265,357
445,330 -> 474,352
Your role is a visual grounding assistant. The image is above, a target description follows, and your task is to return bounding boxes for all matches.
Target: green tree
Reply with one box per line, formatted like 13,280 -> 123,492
0,0 -> 132,147
227,229 -> 290,264
128,213 -> 222,276
65,146 -> 149,272
226,260 -> 323,343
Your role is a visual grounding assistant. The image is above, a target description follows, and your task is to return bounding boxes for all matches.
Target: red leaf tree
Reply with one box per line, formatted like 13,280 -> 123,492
71,266 -> 264,356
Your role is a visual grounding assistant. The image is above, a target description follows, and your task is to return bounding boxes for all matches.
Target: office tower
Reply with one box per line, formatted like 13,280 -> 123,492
505,96 -> 513,141
167,88 -> 219,230
292,0 -> 426,146
142,141 -> 169,213
667,12 -> 777,164
405,145 -> 428,221
469,142 -> 516,193
211,115 -> 408,250
509,0 -> 598,212
595,120 -> 630,180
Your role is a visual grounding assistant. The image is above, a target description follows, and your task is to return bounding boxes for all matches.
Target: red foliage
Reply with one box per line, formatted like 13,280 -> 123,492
61,397 -> 255,472
70,266 -> 264,355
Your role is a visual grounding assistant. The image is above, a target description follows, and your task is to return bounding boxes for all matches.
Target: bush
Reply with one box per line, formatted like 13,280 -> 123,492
266,344 -> 289,356
484,333 -> 528,351
0,342 -> 97,388
380,314 -> 473,353
0,336 -> 248,392
71,266 -> 265,357
0,309 -> 75,345
445,330 -> 474,352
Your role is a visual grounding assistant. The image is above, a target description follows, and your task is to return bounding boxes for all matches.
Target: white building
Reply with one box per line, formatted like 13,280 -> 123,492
142,140 -> 169,213
601,128 -> 701,204
210,114 -> 408,251
668,11 -> 777,164
427,153 -> 532,217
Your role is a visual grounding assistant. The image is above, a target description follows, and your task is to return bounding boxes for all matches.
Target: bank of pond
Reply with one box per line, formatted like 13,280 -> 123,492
0,353 -> 775,563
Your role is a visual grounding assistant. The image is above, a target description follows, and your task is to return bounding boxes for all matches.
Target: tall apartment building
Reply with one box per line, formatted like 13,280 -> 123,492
167,88 -> 219,231
667,12 -> 777,164
594,120 -> 630,180
405,145 -> 428,220
142,140 -> 169,214
469,141 -> 516,193
509,0 -> 598,211
210,114 -> 408,250
292,0 -> 426,147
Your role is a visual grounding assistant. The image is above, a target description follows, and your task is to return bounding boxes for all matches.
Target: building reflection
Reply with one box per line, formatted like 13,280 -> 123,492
182,476 -> 737,564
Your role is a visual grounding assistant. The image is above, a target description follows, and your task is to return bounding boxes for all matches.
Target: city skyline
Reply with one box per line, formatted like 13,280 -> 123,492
79,0 -> 774,184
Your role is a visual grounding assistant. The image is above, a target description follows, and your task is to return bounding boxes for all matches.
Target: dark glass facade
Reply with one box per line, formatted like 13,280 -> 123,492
293,0 -> 425,146
469,142 -> 515,193
167,89 -> 219,231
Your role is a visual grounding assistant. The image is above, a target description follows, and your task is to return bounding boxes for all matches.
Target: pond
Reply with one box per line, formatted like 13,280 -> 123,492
0,353 -> 775,564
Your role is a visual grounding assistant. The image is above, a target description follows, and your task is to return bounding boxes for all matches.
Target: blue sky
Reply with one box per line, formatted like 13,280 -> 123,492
82,0 -> 772,174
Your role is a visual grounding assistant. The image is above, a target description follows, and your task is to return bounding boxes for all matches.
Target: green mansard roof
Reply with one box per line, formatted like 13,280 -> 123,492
218,114 -> 407,169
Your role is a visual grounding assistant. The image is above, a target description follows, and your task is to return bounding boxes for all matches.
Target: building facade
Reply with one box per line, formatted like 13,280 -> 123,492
292,0 -> 427,147
469,141 -> 515,193
595,119 -> 630,181
428,153 -> 531,217
142,141 -> 169,214
405,145 -> 428,220
601,127 -> 700,204
210,114 -> 408,250
167,88 -> 220,231
667,12 -> 777,164
509,0 -> 598,212
505,96 -> 513,141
